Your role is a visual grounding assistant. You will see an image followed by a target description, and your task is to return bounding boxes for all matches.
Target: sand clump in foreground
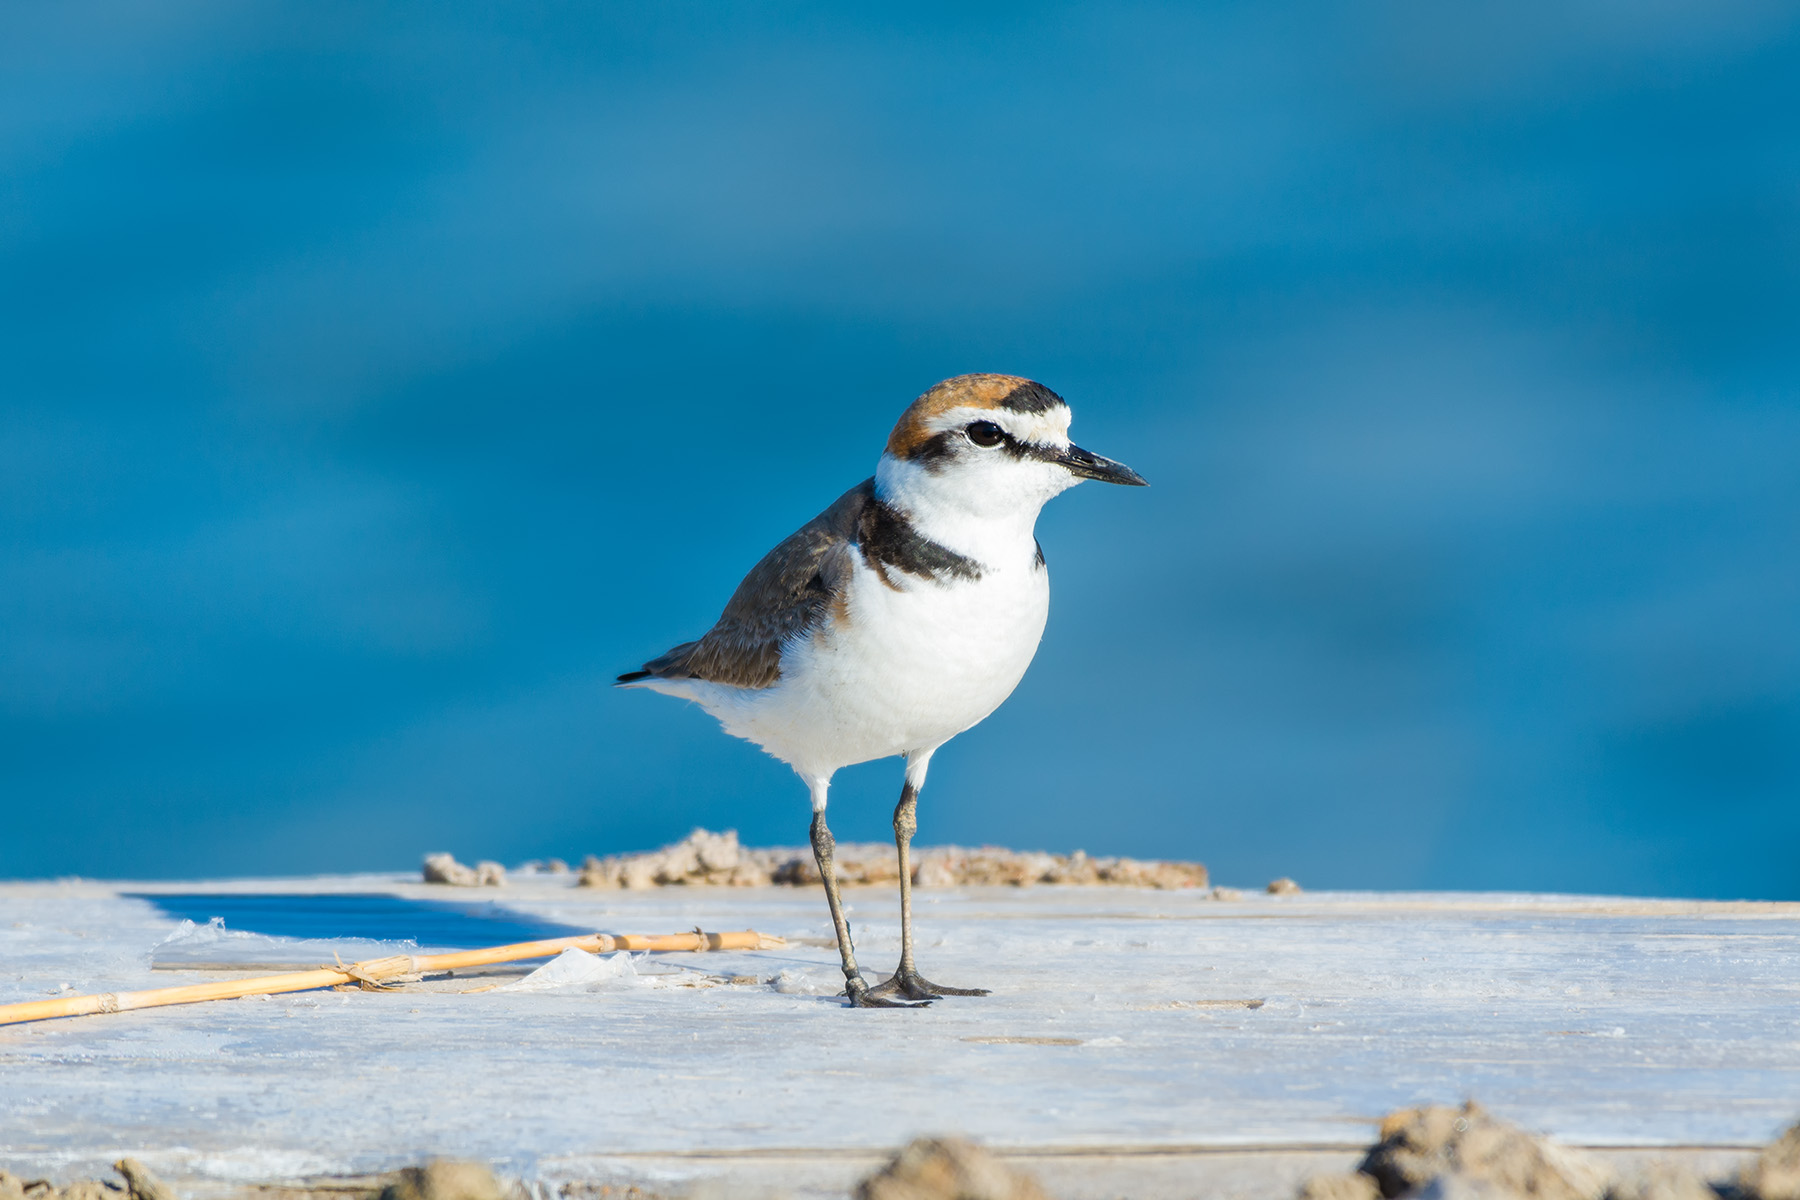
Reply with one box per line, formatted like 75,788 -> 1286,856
9,1111 -> 1800,1200
856,1138 -> 1049,1200
0,1161 -> 516,1200
1,1160 -> 176,1200
1744,1125 -> 1800,1200
1297,1101 -> 1800,1200
561,827 -> 1213,891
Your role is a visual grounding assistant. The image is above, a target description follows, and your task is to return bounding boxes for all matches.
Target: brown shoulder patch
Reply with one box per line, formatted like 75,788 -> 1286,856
886,374 -> 1031,458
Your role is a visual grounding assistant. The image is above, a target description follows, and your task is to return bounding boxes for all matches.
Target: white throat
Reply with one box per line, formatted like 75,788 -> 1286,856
874,451 -> 1076,568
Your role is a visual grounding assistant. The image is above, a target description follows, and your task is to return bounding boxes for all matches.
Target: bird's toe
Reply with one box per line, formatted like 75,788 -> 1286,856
870,970 -> 989,1000
845,978 -> 930,1009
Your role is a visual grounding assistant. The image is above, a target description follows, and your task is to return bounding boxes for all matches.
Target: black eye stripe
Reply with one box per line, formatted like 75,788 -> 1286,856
910,425 -> 1060,470
969,423 -> 1064,463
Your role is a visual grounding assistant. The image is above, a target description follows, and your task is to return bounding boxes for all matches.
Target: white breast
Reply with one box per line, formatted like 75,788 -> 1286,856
693,548 -> 1049,778
663,445 -> 1082,779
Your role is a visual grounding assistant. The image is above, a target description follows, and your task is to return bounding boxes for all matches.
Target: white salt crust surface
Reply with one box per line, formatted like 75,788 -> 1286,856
2,878 -> 1798,1196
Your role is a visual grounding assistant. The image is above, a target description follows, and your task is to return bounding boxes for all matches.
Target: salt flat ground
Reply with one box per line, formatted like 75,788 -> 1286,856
1,877 -> 1797,1200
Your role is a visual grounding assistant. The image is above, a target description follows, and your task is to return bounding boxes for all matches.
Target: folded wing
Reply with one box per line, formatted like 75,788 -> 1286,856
616,479 -> 873,690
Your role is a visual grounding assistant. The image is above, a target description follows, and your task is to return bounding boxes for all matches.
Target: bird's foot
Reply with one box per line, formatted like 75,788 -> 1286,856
867,968 -> 991,1001
844,974 -> 930,1008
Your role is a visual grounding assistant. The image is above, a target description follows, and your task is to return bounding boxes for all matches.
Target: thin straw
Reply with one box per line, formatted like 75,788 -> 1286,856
0,928 -> 783,1027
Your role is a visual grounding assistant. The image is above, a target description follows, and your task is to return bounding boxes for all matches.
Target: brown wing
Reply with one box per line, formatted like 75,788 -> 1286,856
617,479 -> 872,690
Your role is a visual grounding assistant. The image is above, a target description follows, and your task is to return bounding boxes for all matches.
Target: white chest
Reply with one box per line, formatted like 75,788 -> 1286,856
715,548 -> 1050,776
840,549 -> 1049,713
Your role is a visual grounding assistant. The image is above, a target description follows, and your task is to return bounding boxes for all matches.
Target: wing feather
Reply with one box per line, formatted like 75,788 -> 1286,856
617,479 -> 871,689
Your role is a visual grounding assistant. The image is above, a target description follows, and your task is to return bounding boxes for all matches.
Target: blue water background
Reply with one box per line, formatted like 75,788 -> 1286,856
4,4 -> 1797,897
129,893 -> 590,947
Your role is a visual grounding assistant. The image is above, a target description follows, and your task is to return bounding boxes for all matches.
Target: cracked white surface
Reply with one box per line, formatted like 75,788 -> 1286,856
2,877 -> 1798,1192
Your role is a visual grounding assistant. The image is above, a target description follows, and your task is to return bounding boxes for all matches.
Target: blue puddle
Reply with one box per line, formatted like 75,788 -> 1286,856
128,892 -> 593,948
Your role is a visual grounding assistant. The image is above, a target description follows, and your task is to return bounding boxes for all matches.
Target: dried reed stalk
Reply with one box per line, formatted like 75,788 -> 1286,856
0,928 -> 783,1027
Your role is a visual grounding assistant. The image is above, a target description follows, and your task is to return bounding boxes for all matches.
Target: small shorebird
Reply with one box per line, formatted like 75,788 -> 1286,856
619,374 -> 1146,1007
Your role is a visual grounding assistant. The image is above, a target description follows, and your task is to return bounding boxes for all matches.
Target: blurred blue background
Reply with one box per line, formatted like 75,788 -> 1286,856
4,2 -> 1797,898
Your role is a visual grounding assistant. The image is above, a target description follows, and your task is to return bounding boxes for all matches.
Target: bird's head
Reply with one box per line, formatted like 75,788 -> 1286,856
875,374 -> 1146,524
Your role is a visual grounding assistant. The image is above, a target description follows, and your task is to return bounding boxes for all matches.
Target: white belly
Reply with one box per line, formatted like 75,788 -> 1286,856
682,554 -> 1049,778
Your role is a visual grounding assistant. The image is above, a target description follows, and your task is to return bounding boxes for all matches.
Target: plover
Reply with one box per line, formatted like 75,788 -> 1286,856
619,374 -> 1146,1007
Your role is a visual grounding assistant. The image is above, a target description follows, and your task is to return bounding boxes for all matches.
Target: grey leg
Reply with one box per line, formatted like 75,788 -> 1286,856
868,760 -> 990,1000
894,782 -> 923,976
807,782 -> 923,1009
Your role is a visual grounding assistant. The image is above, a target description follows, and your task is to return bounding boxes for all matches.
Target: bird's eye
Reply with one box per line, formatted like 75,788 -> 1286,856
966,421 -> 1005,447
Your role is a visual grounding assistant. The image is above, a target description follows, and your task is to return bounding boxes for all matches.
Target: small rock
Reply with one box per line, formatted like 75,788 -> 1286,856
546,858 -> 569,874
380,1162 -> 507,1200
421,853 -> 466,884
854,1137 -> 1049,1200
1267,877 -> 1303,895
1211,886 -> 1245,901
579,829 -> 762,888
1361,1101 -> 1611,1200
421,853 -> 506,887
1744,1123 -> 1800,1200
1298,1172 -> 1380,1200
1094,856 -> 1209,889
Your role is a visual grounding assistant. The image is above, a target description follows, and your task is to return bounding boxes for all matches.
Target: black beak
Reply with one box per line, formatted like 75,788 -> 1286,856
1057,443 -> 1148,486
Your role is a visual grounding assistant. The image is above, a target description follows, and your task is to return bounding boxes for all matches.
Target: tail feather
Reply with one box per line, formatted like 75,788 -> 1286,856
615,669 -> 653,684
